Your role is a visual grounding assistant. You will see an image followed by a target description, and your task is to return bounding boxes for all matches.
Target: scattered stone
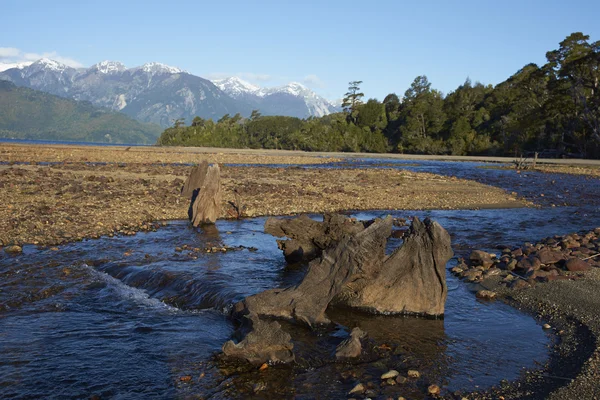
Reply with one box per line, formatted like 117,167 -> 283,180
475,290 -> 497,300
543,323 -> 552,330
380,370 -> 399,380
179,375 -> 192,382
407,370 -> 420,379
536,248 -> 565,264
564,258 -> 591,272
451,265 -> 465,274
222,316 -> 294,365
4,245 -> 22,254
348,383 -> 365,395
510,279 -> 531,290
469,250 -> 494,268
395,375 -> 408,384
335,327 -> 367,359
428,384 -> 441,396
462,269 -> 483,282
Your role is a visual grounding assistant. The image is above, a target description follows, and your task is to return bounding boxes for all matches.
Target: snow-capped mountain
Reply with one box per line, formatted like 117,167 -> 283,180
89,61 -> 127,74
213,77 -> 340,118
0,59 -> 340,126
211,76 -> 261,98
0,60 -> 247,127
0,61 -> 33,72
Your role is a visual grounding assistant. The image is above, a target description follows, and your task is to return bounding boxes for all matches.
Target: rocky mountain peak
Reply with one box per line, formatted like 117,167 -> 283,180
89,61 -> 127,74
31,58 -> 70,72
212,77 -> 261,98
137,62 -> 185,75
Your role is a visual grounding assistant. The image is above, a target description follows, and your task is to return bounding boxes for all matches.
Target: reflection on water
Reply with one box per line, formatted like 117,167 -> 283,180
2,159 -> 600,398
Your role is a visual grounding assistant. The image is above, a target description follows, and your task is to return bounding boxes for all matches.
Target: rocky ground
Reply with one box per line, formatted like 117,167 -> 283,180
535,164 -> 600,177
0,144 -> 524,247
0,142 -> 341,165
452,229 -> 600,399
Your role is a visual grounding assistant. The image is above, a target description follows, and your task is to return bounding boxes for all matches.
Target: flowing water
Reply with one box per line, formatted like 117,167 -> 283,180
2,159 -> 600,399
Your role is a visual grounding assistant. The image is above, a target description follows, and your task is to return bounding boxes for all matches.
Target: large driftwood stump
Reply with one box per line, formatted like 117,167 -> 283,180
184,163 -> 222,226
223,215 -> 453,365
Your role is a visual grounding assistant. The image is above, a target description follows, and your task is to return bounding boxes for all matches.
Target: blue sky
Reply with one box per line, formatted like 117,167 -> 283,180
2,0 -> 600,102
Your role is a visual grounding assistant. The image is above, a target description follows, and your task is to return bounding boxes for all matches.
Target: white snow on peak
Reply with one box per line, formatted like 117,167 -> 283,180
32,58 -> 69,72
212,77 -> 260,98
138,62 -> 185,75
276,82 -> 307,96
213,76 -> 338,117
0,61 -> 33,72
90,60 -> 127,74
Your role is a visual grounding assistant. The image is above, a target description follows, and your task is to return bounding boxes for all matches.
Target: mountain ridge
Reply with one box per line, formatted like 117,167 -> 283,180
0,59 -> 340,127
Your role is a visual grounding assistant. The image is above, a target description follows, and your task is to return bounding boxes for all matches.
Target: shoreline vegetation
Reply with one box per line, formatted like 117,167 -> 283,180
2,143 -> 600,398
156,33 -> 600,162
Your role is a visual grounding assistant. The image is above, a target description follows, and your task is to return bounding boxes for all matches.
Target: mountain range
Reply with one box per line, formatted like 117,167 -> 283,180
0,80 -> 161,144
0,59 -> 340,128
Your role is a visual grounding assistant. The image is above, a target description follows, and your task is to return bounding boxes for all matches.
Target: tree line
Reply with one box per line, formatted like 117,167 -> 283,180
157,32 -> 600,158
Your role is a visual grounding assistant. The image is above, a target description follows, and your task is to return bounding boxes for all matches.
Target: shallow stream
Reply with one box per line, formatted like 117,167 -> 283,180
2,159 -> 600,399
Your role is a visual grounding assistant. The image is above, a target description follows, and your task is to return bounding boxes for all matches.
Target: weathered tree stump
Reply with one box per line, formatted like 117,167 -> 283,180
183,162 -> 222,226
223,215 -> 453,364
181,161 -> 209,198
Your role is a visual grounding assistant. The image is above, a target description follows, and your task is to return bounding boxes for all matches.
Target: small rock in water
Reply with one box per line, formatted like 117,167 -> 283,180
4,245 -> 22,254
407,369 -> 420,379
428,384 -> 441,395
543,323 -> 552,330
395,375 -> 408,384
380,370 -> 399,380
179,375 -> 192,382
476,290 -> 497,300
348,383 -> 365,395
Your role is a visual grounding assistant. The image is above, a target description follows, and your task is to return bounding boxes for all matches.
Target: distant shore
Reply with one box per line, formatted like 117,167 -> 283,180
3,140 -> 600,167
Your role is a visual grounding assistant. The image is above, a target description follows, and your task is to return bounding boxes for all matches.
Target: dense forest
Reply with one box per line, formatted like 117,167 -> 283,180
0,81 -> 162,144
158,33 -> 600,158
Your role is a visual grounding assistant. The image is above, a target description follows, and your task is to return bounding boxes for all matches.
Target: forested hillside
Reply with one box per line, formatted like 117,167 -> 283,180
159,32 -> 600,158
0,80 -> 162,144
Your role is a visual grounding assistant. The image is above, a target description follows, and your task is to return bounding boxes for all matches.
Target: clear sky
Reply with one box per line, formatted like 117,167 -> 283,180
2,0 -> 600,102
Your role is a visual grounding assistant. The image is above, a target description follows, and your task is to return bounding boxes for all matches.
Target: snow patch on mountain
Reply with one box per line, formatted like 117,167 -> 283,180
212,77 -> 260,98
0,61 -> 32,72
33,58 -> 70,72
137,62 -> 185,75
212,77 -> 339,117
90,61 -> 127,74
